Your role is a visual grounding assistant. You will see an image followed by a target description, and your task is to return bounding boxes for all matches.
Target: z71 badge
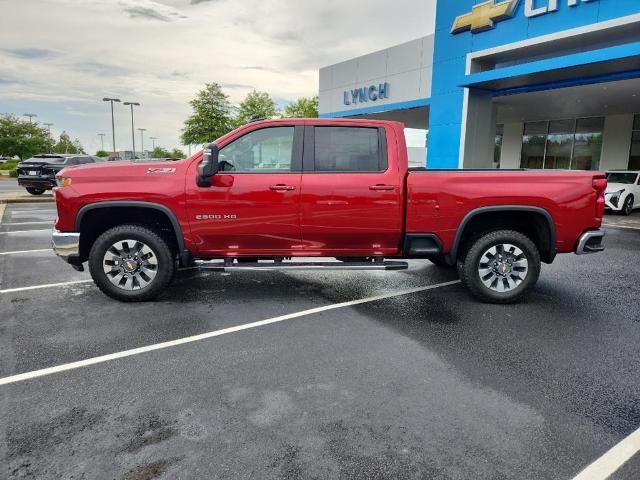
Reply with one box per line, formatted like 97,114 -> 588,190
147,167 -> 176,174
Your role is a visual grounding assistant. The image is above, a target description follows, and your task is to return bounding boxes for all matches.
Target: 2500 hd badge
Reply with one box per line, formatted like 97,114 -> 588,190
195,214 -> 238,220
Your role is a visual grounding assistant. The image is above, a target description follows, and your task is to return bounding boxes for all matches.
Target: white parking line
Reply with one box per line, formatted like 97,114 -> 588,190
0,279 -> 92,294
572,426 -> 640,480
0,248 -> 50,256
2,221 -> 53,226
9,209 -> 56,213
602,223 -> 640,231
0,228 -> 51,235
0,280 -> 461,386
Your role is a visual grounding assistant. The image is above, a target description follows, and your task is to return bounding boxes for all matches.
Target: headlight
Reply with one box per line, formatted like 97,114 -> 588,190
56,176 -> 72,187
607,189 -> 624,207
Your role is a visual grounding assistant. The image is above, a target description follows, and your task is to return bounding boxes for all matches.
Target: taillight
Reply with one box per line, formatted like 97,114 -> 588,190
593,177 -> 607,220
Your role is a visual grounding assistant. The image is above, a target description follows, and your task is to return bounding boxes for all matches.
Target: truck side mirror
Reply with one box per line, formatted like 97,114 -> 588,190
197,143 -> 219,188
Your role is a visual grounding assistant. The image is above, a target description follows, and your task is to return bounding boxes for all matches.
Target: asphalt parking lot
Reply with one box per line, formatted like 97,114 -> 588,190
0,179 -> 24,193
1,203 -> 639,480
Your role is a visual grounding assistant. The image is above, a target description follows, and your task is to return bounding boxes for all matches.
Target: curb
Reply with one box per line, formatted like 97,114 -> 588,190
0,197 -> 55,204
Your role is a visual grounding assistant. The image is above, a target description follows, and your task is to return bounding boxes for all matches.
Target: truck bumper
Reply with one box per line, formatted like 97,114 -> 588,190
52,230 -> 84,270
575,229 -> 606,255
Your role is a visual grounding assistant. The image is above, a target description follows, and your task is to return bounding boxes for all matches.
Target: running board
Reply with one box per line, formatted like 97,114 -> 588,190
196,260 -> 409,272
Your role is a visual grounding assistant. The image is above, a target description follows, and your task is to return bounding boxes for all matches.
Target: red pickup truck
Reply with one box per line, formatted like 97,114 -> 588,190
52,119 -> 607,303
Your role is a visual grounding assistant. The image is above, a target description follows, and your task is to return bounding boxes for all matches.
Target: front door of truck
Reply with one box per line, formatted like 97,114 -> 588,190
299,125 -> 404,256
186,125 -> 304,257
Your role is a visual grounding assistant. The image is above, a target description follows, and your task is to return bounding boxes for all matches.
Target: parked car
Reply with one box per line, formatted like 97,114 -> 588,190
51,119 -> 607,303
605,171 -> 640,215
0,156 -> 14,164
16,154 -> 103,195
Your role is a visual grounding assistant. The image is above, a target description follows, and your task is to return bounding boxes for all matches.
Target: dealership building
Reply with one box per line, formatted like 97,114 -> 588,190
319,0 -> 640,171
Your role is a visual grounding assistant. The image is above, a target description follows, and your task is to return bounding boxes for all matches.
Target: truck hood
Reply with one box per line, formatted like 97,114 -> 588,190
60,160 -> 183,177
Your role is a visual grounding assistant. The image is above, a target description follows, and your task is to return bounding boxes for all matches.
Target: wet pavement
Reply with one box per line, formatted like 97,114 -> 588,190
0,203 -> 639,479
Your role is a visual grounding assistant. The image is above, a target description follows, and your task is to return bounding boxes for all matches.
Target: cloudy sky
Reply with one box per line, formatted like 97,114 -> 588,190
0,0 -> 435,154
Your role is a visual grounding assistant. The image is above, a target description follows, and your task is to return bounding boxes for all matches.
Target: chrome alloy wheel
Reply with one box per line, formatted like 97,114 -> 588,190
478,243 -> 529,293
102,239 -> 158,291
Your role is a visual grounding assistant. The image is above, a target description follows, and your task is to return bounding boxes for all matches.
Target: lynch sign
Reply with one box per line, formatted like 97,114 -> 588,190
344,83 -> 390,106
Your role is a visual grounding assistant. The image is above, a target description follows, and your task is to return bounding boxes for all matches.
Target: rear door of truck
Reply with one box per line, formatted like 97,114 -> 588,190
299,123 -> 405,256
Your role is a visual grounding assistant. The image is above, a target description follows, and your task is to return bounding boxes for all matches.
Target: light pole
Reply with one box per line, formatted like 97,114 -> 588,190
102,97 -> 121,153
44,123 -> 54,153
149,136 -> 158,151
24,113 -> 37,123
97,133 -> 106,152
123,101 -> 140,159
137,128 -> 147,158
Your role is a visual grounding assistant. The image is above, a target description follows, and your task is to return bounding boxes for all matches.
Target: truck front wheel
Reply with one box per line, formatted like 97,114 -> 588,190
88,225 -> 176,302
462,230 -> 540,304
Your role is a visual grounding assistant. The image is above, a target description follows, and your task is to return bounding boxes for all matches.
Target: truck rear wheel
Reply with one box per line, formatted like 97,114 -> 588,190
462,230 -> 540,304
88,225 -> 176,302
26,187 -> 45,195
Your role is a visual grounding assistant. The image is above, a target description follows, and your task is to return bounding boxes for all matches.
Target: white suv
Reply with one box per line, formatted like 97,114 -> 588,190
605,171 -> 640,216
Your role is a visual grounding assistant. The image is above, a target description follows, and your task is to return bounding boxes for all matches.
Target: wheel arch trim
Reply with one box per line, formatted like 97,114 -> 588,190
76,201 -> 191,265
450,205 -> 556,262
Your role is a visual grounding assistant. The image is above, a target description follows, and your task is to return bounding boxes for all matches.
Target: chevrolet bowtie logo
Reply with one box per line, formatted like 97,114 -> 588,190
451,0 -> 520,34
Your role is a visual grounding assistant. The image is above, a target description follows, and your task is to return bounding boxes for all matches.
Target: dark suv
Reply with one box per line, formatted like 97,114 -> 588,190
16,154 -> 103,195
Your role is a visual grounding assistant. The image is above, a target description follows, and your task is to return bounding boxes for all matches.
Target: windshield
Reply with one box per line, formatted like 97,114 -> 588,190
23,156 -> 66,164
606,172 -> 638,184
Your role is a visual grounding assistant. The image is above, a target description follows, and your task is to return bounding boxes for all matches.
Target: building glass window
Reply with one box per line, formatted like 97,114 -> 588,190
545,119 -> 574,170
520,117 -> 604,170
521,121 -> 547,169
630,114 -> 640,170
573,117 -> 604,171
494,124 -> 503,169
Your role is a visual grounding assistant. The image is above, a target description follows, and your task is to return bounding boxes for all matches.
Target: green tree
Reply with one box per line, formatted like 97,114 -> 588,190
181,83 -> 234,146
234,90 -> 279,127
151,146 -> 172,158
0,115 -> 52,160
283,96 -> 319,118
171,148 -> 186,159
53,131 -> 84,154
95,150 -> 110,157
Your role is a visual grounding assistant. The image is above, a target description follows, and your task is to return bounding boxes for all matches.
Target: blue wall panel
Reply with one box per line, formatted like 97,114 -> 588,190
427,0 -> 640,169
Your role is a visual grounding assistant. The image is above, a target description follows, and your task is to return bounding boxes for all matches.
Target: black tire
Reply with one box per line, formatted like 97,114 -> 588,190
456,259 -> 468,288
26,187 -> 45,195
88,224 -> 176,302
462,230 -> 541,304
622,195 -> 634,216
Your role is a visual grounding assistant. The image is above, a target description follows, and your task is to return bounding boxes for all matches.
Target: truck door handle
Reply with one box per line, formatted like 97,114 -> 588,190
270,184 -> 296,191
369,184 -> 395,191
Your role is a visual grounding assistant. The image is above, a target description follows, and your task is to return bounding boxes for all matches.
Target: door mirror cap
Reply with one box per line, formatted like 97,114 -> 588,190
197,143 -> 219,187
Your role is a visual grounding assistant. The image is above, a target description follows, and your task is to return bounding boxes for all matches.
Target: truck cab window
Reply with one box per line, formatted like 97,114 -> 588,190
218,127 -> 294,173
314,127 -> 385,172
